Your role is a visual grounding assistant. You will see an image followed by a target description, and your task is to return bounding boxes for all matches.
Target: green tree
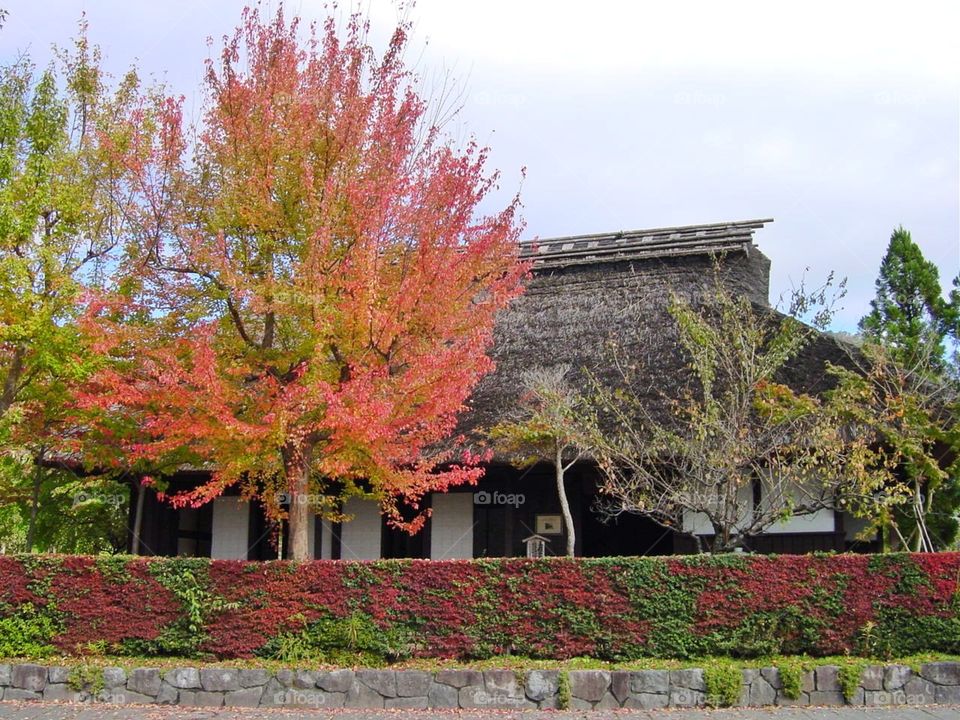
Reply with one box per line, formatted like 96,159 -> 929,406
593,279 -> 872,553
849,228 -> 960,550
0,23 -> 150,551
859,226 -> 949,372
826,343 -> 960,551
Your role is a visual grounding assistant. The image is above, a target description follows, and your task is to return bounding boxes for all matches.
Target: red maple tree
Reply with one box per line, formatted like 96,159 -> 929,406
76,5 -> 527,559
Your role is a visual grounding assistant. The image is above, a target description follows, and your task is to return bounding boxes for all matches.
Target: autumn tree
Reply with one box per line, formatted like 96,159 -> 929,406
489,366 -> 600,556
78,6 -> 527,559
827,342 -> 960,551
593,279 -> 874,553
0,23 -> 147,551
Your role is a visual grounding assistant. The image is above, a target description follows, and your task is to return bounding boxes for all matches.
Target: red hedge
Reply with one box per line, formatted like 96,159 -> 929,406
0,553 -> 957,660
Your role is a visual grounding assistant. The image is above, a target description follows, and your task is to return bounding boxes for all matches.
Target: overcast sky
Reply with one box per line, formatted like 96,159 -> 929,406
2,0 -> 958,330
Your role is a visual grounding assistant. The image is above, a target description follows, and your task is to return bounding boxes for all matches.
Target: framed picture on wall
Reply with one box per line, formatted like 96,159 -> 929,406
536,514 -> 563,535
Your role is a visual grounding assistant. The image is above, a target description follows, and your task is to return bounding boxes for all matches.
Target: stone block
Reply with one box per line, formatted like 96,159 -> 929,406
427,682 -> 459,708
484,669 -> 521,695
293,670 -> 316,689
97,689 -> 127,703
117,690 -> 157,705
864,689 -> 893,706
345,678 -> 384,708
624,692 -> 668,709
357,669 -> 396,697
808,690 -> 845,706
760,667 -> 782,689
127,668 -> 162,696
670,668 -> 706,691
4,689 -> 41,701
396,671 -> 432,697
259,679 -> 286,707
776,691 -> 809,706
750,677 -> 777,706
537,694 -> 560,710
164,667 -> 199,689
11,664 -> 47,692
102,667 -> 127,689
386,696 -> 427,709
318,691 -> 345,708
903,676 -> 936,703
610,671 -> 630,703
815,665 -> 840,692
883,664 -> 911,691
224,687 -> 263,707
156,683 -> 178,705
239,668 -> 270,688
595,691 -> 620,709
569,670 -> 609,703
316,669 -> 354,693
0,664 -> 11,685
182,690 -> 225,707
921,662 -> 960,686
631,669 -> 669,694
47,667 -> 70,685
524,670 -> 558,701
936,685 -> 960,703
435,669 -> 483,688
458,685 -> 491,709
200,667 -> 240,692
42,684 -> 81,703
860,665 -> 884,690
275,668 -> 295,687
669,686 -> 704,707
801,670 -> 816,693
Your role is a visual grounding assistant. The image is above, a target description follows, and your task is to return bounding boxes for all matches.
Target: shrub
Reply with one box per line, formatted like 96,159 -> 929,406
0,552 -> 957,661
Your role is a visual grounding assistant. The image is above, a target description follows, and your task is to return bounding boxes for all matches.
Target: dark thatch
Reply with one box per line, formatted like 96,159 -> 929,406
459,218 -> 856,440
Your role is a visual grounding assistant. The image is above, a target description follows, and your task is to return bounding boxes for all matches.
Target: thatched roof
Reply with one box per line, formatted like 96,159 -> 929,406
520,218 -> 772,269
460,218 -> 855,440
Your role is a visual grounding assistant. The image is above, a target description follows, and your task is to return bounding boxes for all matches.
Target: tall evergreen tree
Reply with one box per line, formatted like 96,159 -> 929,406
859,226 -> 948,372
854,227 -> 960,550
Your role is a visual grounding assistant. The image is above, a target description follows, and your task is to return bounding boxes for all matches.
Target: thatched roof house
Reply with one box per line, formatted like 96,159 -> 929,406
133,219 -> 863,560
464,219 -> 852,436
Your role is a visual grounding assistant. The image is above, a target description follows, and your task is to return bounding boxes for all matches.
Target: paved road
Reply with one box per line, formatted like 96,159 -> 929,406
1,702 -> 960,720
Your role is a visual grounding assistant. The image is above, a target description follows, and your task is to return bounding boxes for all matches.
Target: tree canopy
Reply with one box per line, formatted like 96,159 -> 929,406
859,226 -> 951,373
74,6 -> 527,559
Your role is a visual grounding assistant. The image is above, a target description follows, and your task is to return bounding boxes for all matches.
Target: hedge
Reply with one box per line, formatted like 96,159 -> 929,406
0,553 -> 958,662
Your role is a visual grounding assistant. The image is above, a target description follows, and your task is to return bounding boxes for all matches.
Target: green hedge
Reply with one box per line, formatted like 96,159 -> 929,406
0,553 -> 958,662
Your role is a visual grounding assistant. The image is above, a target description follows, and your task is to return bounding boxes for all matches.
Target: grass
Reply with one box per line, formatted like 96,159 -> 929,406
1,652 -> 957,674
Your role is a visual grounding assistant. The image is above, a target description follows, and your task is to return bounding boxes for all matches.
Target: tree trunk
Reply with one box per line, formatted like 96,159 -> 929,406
131,480 -> 146,555
0,345 -> 25,417
25,461 -> 43,553
283,443 -> 313,561
555,443 -> 576,557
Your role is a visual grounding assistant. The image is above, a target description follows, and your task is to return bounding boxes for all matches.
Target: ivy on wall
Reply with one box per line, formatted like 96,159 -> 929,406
0,553 -> 957,662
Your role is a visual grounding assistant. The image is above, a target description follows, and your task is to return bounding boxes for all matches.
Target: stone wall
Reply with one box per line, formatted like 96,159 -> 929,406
1,662 -> 958,710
